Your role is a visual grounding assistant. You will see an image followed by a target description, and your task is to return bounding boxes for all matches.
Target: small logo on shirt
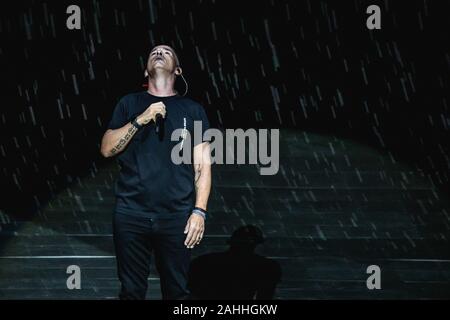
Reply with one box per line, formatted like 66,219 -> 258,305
180,117 -> 187,151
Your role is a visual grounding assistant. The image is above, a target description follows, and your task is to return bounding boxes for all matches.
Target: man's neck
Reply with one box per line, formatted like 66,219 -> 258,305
147,72 -> 177,97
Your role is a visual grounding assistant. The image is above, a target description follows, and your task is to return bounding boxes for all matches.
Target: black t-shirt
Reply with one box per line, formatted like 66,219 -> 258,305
106,91 -> 210,217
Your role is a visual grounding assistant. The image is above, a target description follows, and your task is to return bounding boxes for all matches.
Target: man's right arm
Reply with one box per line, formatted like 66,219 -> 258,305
100,119 -> 142,158
100,101 -> 166,158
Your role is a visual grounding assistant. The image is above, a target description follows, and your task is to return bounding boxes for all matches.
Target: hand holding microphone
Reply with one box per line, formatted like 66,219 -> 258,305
136,101 -> 166,126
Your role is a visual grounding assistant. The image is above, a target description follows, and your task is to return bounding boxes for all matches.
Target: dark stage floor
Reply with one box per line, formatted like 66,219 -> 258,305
0,129 -> 449,299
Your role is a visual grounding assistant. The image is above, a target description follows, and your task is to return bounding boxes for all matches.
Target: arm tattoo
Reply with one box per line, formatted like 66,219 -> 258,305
110,125 -> 138,155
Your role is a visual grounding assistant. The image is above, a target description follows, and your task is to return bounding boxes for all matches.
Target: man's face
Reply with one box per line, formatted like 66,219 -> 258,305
146,45 -> 178,75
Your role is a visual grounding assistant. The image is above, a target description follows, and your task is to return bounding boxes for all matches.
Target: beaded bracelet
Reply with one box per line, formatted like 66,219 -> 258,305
192,207 -> 207,220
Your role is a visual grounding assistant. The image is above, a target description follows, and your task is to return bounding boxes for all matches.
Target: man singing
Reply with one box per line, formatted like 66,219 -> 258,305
100,44 -> 211,300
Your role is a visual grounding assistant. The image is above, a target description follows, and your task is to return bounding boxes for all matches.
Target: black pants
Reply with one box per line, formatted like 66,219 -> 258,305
113,211 -> 191,300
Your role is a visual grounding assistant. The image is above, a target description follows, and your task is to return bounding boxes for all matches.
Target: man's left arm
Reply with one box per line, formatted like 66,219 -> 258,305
184,142 -> 211,248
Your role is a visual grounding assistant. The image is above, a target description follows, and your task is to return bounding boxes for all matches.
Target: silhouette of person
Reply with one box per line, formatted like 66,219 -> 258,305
187,225 -> 282,299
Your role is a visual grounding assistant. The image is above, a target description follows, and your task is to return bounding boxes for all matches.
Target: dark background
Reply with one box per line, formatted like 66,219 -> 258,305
0,0 -> 448,218
0,0 -> 449,300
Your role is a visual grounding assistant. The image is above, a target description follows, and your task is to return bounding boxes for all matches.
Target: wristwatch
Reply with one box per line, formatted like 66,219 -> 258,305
131,117 -> 144,129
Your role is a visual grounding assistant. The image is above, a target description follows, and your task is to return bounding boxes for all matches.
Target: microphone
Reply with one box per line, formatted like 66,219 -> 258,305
155,113 -> 164,140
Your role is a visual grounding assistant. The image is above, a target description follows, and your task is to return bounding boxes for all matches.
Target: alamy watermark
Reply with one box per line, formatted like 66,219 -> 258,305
66,5 -> 381,31
366,265 -> 381,290
66,265 -> 81,289
171,121 -> 279,176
